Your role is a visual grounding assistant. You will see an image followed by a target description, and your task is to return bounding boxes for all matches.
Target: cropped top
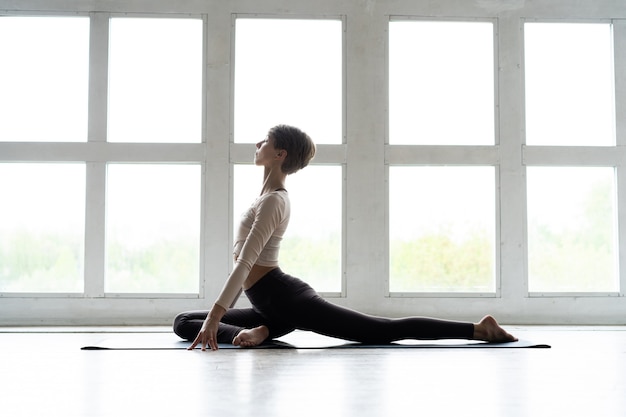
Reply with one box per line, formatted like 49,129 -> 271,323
214,189 -> 290,309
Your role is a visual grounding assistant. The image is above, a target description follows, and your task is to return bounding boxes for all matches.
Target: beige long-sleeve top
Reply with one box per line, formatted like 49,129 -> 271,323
214,189 -> 290,309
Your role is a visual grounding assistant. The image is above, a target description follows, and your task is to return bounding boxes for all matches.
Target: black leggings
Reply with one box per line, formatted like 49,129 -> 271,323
173,268 -> 474,344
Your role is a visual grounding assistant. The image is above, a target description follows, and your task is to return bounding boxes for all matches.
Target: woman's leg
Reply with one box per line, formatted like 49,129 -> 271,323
251,271 -> 473,343
173,310 -> 208,341
291,294 -> 474,343
295,296 -> 517,343
274,273 -> 515,343
173,308 -> 269,344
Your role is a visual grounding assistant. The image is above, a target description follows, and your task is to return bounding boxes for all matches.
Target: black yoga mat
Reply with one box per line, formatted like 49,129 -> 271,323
81,331 -> 550,350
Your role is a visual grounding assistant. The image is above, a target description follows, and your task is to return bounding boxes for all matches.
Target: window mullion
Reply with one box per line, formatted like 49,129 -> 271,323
87,12 -> 109,143
613,20 -> 626,295
84,163 -> 106,297
84,12 -> 109,297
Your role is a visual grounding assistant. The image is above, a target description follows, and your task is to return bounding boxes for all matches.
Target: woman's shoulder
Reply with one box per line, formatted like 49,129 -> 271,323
256,190 -> 289,209
260,189 -> 288,200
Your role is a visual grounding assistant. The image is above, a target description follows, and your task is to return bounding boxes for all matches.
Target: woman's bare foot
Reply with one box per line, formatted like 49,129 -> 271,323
473,315 -> 518,343
233,325 -> 270,347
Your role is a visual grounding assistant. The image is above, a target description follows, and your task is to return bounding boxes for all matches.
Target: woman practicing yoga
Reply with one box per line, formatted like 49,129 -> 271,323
173,124 -> 517,351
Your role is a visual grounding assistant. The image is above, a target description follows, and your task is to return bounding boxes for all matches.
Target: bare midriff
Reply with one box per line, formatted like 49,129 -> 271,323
243,264 -> 278,290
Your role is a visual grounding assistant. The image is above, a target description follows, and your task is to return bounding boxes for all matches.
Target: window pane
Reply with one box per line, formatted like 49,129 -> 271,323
389,166 -> 496,292
234,19 -> 342,144
0,163 -> 85,292
106,164 -> 201,293
524,23 -> 615,146
234,165 -> 342,292
108,18 -> 203,143
527,167 -> 617,292
0,16 -> 89,142
389,21 -> 495,145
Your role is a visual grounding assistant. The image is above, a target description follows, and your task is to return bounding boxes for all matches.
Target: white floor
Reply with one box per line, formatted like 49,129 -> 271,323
1,326 -> 625,417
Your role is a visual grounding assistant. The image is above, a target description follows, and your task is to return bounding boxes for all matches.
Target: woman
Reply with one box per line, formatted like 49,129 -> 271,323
174,124 -> 516,351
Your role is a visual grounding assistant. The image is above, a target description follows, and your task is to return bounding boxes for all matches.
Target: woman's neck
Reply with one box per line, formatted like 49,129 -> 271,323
260,167 -> 286,195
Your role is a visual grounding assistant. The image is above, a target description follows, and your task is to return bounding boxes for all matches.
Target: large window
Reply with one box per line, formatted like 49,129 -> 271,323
388,19 -> 497,295
524,22 -> 618,294
0,15 -> 90,293
0,16 -> 204,296
2,3 -> 626,326
103,17 -> 203,294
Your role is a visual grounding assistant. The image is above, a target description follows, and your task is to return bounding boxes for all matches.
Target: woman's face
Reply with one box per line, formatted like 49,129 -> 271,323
254,136 -> 281,167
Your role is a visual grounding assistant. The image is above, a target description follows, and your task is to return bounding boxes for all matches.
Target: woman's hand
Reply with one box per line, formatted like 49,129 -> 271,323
188,304 -> 227,351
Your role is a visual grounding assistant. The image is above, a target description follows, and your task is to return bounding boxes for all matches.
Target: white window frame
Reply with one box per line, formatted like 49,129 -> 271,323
227,13 -> 348,301
522,18 -> 624,298
385,16 -> 501,299
0,1 -> 625,325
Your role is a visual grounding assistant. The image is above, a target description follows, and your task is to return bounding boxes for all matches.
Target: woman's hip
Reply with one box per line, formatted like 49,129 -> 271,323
244,268 -> 315,312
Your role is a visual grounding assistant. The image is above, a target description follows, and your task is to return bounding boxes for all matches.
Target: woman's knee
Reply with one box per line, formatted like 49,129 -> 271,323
172,310 -> 206,341
172,312 -> 188,340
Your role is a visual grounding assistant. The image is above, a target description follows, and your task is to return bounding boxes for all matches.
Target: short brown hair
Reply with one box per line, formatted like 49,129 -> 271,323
268,124 -> 316,175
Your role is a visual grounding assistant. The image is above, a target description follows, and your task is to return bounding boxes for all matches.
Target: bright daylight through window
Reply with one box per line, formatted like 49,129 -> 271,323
389,166 -> 496,293
525,22 -> 618,293
0,16 -> 89,293
1,15 -> 620,300
389,20 -> 495,145
234,18 -> 342,144
0,16 -> 89,142
388,20 -> 497,293
106,164 -> 201,294
524,22 -> 615,146
527,167 -> 617,293
108,18 -> 202,143
0,16 -> 203,294
0,163 -> 86,292
104,17 -> 204,293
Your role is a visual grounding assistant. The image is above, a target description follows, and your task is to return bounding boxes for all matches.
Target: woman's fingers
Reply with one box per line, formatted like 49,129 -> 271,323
188,332 -> 208,351
187,330 -> 219,351
208,330 -> 219,351
188,317 -> 221,351
187,334 -> 200,350
206,321 -> 220,351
